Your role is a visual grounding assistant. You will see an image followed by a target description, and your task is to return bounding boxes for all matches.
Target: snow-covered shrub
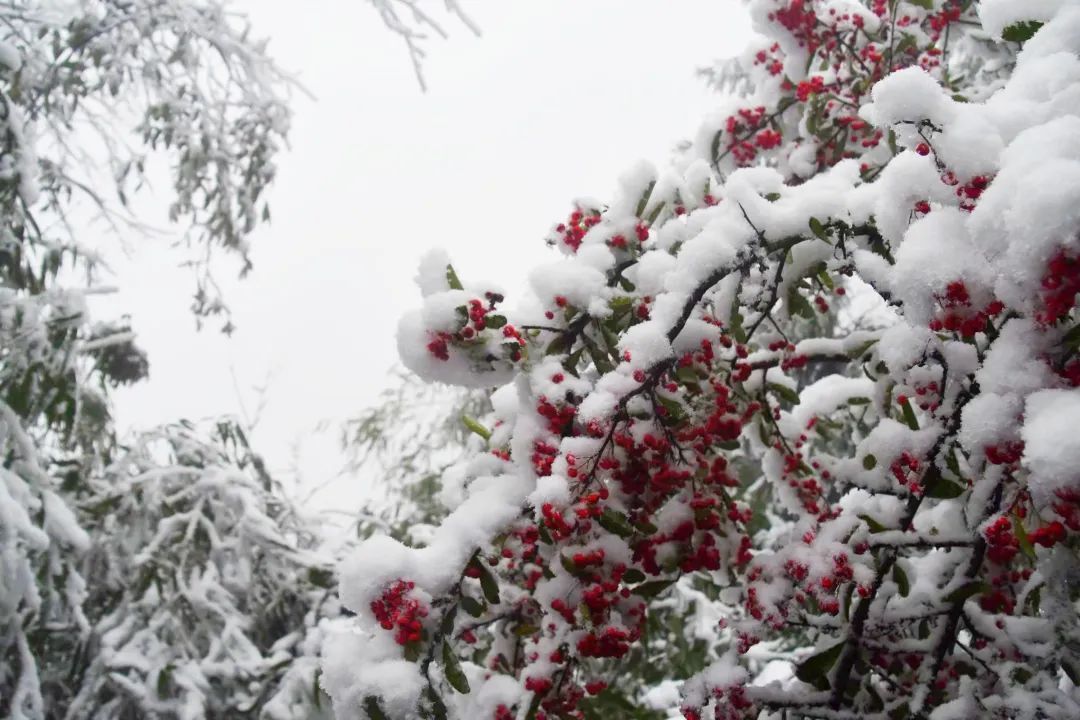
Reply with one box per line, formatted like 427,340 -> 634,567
327,1 -> 1080,718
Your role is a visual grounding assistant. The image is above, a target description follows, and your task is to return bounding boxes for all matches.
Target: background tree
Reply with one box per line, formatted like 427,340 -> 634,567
341,368 -> 490,543
0,2 -> 340,718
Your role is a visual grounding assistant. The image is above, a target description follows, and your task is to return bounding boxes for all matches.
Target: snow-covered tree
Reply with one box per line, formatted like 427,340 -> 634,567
0,2 -> 341,718
63,419 -> 337,720
326,1 -> 1080,719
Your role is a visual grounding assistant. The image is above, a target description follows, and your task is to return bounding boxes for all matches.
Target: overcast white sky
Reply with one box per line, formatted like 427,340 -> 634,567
109,0 -> 751,509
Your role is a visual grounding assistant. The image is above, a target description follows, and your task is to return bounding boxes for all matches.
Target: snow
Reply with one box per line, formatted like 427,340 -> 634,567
892,208 -> 994,324
618,322 -> 674,369
863,67 -> 954,129
1022,390 -> 1080,503
529,258 -> 608,310
978,0 -> 1068,39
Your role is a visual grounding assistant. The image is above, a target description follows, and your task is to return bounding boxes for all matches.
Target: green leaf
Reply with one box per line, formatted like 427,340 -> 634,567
1063,660 -> 1080,686
1063,324 -> 1080,351
307,566 -> 335,589
462,415 -> 492,441
808,217 -> 828,240
894,33 -> 917,58
842,583 -> 855,621
795,642 -> 845,686
893,564 -> 910,597
889,705 -> 911,720
1013,514 -> 1036,561
898,395 -> 919,430
768,383 -> 800,405
156,664 -> 174,697
537,522 -> 553,545
584,336 -> 615,374
514,623 -> 540,637
632,579 -> 676,598
364,696 -> 389,720
442,642 -> 471,694
634,518 -> 659,535
816,266 -> 835,290
730,310 -> 747,344
787,285 -> 814,319
907,0 -> 933,8
635,180 -> 656,218
440,604 -> 458,636
525,690 -> 545,720
476,563 -> 501,604
945,447 -> 963,478
806,99 -> 821,136
675,366 -> 700,384
925,477 -> 964,499
764,192 -> 781,202
545,333 -> 570,357
446,264 -> 464,290
428,688 -> 449,720
598,508 -> 635,538
656,394 -> 686,422
646,201 -> 666,226
460,595 -> 485,617
1002,20 -> 1043,43
1026,585 -> 1042,615
943,581 -> 987,605
862,454 -> 877,471
859,513 -> 888,533
622,568 -> 647,584
484,314 -> 507,329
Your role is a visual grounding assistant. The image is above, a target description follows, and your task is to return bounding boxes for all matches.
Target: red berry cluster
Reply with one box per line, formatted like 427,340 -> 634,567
681,682 -> 754,720
890,449 -> 922,495
1029,521 -> 1066,548
984,516 -> 1019,565
909,380 -> 941,412
370,579 -> 428,646
1053,488 -> 1080,531
752,42 -> 785,76
1037,250 -> 1080,325
954,174 -> 990,212
927,280 -> 1004,337
577,625 -> 635,658
426,332 -> 451,361
550,207 -> 601,253
796,75 -> 826,102
723,106 -> 770,165
425,292 -> 518,363
984,440 -> 1023,467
